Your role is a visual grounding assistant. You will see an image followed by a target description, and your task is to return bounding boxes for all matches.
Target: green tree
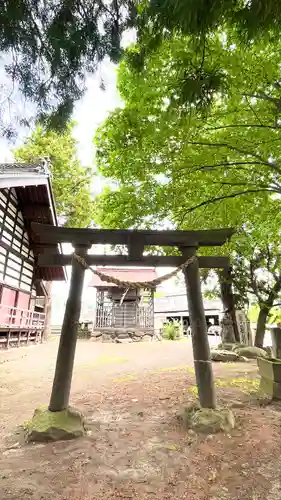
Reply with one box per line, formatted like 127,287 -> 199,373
95,35 -> 281,225
94,34 -> 281,345
231,213 -> 281,347
15,123 -> 94,227
203,207 -> 281,347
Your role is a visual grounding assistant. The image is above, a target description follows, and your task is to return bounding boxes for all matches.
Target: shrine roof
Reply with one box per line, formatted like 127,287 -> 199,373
0,161 -> 65,281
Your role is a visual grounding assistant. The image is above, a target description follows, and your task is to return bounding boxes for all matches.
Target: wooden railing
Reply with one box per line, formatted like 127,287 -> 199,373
95,304 -> 153,329
0,304 -> 46,330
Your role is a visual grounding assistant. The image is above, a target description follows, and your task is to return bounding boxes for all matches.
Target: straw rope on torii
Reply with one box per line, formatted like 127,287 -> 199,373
73,253 -> 197,290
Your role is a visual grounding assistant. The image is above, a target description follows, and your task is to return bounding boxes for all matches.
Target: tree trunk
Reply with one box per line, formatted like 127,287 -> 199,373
182,248 -> 216,409
48,246 -> 89,412
255,307 -> 269,348
43,281 -> 52,341
219,267 -> 240,342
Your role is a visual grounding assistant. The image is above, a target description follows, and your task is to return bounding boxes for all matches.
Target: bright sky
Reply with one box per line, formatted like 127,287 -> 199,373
47,60 -> 124,316
0,57 -> 124,322
0,58 -> 121,181
73,59 -> 121,175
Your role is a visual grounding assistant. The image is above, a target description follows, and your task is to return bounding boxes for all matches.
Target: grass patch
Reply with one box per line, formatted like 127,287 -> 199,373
95,355 -> 128,365
164,443 -> 179,451
216,377 -> 259,393
152,365 -> 195,374
114,365 -> 195,382
114,374 -> 138,383
152,366 -> 184,374
187,366 -> 195,375
187,376 -> 259,396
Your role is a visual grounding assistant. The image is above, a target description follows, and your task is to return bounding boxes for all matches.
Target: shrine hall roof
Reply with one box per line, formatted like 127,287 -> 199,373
89,267 -> 157,288
0,161 -> 65,281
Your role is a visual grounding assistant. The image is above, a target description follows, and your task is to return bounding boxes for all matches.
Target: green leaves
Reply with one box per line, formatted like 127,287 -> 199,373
2,0 -> 281,137
15,123 -> 95,227
95,33 -> 281,229
94,30 -> 281,314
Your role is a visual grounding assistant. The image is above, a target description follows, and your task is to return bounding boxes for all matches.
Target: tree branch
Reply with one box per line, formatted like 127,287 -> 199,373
205,124 -> 280,131
265,277 -> 281,308
180,188 -> 276,216
193,161 -> 268,171
244,95 -> 264,125
186,141 -> 281,175
212,181 -> 280,192
171,161 -> 267,177
249,260 -> 263,302
242,92 -> 281,107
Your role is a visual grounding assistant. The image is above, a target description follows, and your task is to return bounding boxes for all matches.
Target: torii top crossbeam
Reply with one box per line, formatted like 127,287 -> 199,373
31,223 -> 234,247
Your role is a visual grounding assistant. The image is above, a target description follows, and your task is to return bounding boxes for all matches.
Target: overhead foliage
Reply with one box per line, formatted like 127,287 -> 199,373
0,0 -> 136,136
15,123 -> 94,227
134,0 -> 281,71
94,33 -> 281,344
141,0 -> 281,40
94,34 -> 281,229
1,0 -> 281,136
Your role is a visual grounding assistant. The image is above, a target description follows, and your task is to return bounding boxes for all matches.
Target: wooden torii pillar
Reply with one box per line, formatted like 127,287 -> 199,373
49,244 -> 90,411
31,223 -> 234,412
181,247 -> 215,408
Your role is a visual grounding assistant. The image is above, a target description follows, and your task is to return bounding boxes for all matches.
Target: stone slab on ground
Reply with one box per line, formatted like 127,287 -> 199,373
217,343 -> 238,351
211,350 -> 240,362
91,328 -> 158,342
234,346 -> 268,359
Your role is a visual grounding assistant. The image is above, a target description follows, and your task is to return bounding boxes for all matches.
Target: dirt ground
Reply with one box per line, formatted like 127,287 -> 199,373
1,338 -> 281,500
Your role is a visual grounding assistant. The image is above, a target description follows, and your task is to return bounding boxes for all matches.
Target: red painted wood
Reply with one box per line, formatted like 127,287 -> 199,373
0,286 -> 17,325
1,286 -> 17,306
16,291 -> 30,309
15,291 -> 30,326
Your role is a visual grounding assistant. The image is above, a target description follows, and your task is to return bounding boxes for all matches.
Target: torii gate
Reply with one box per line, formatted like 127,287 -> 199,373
31,223 -> 234,413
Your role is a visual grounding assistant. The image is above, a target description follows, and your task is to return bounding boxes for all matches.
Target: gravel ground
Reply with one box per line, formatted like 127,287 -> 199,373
0,338 -> 281,500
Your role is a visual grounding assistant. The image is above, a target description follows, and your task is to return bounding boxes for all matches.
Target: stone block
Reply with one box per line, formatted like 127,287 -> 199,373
211,350 -> 240,362
216,343 -> 237,351
179,406 -> 235,434
259,377 -> 281,399
25,406 -> 86,442
257,356 -> 281,382
234,346 -> 268,359
270,327 -> 281,358
258,357 -> 281,400
143,335 -> 153,342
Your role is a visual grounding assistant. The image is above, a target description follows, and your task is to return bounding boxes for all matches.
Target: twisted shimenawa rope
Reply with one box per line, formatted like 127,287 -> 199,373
73,253 -> 196,290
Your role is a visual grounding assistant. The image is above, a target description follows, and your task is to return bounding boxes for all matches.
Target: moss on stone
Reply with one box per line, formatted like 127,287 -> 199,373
211,350 -> 240,362
217,343 -> 238,351
234,346 -> 268,359
179,405 -> 235,434
25,406 -> 86,442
